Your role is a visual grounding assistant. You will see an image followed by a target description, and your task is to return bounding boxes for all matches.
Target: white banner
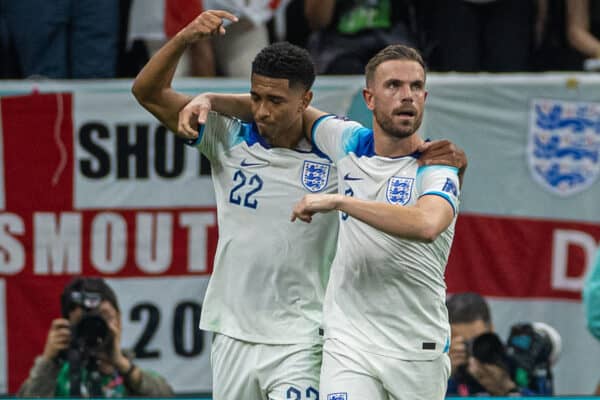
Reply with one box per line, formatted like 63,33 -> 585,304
2,75 -> 600,395
106,276 -> 212,393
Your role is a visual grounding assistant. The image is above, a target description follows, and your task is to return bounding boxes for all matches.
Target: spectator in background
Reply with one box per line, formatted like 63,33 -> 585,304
446,292 -> 559,396
164,0 -> 216,76
3,0 -> 119,79
126,0 -> 215,77
446,292 -> 521,396
203,0 -> 280,77
583,248 -> 600,395
0,0 -> 20,78
304,0 -> 421,74
283,0 -> 312,49
18,277 -> 173,398
566,0 -> 600,70
531,0 -> 583,71
428,0 -> 536,72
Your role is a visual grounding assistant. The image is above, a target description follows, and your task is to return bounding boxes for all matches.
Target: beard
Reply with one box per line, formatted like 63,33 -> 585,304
373,107 -> 423,139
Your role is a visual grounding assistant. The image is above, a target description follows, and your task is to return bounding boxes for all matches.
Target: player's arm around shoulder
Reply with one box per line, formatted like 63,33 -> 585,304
178,93 -> 254,139
303,106 -> 329,139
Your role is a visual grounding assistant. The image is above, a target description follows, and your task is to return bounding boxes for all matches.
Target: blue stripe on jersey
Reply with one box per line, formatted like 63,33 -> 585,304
342,129 -> 425,159
418,191 -> 457,216
311,114 -> 335,161
443,337 -> 450,353
241,122 -> 271,148
343,127 -> 375,157
185,124 -> 206,146
237,117 -> 333,158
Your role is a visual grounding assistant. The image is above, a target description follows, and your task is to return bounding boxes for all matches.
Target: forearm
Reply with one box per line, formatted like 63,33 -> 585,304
17,356 -> 61,397
115,354 -> 174,397
566,0 -> 600,58
336,196 -> 449,242
568,28 -> 600,58
204,93 -> 254,121
131,33 -> 193,133
128,368 -> 175,397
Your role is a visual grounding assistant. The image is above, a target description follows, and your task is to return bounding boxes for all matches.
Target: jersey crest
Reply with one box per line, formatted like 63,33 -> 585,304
302,160 -> 330,192
528,99 -> 600,196
327,393 -> 348,400
386,176 -> 414,205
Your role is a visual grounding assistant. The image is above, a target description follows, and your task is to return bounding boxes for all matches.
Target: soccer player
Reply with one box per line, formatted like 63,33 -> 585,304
133,10 -> 466,400
290,44 -> 459,400
133,11 -> 337,400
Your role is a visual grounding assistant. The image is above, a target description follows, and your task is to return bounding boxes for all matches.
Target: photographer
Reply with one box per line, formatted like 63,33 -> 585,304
17,277 -> 174,397
446,292 -> 557,397
446,292 -> 518,396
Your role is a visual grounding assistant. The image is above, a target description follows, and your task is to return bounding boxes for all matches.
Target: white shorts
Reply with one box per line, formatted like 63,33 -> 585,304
320,339 -> 451,400
211,333 -> 322,400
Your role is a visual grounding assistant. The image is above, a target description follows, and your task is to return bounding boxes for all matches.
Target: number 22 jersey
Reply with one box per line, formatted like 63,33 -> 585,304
189,112 -> 339,344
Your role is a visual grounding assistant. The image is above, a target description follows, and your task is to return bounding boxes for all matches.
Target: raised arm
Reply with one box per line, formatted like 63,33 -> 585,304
131,10 -> 238,136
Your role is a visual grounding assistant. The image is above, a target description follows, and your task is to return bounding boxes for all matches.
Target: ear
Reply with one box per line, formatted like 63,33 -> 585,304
362,87 -> 375,111
301,90 -> 313,110
424,90 -> 428,102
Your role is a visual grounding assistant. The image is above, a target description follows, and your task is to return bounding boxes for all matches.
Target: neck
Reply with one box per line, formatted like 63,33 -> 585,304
372,124 -> 423,157
265,119 -> 305,149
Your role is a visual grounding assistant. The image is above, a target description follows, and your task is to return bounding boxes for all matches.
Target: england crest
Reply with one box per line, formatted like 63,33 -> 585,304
528,99 -> 600,196
386,176 -> 414,205
302,160 -> 330,192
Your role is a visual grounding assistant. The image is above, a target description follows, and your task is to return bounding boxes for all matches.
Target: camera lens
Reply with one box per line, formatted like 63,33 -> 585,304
72,312 -> 110,351
471,332 -> 507,366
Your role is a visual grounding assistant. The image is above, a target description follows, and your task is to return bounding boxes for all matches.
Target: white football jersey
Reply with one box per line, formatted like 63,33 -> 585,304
190,112 -> 338,344
312,115 -> 460,360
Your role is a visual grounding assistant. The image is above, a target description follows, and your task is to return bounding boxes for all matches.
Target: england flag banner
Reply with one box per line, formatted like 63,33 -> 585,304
1,75 -> 600,395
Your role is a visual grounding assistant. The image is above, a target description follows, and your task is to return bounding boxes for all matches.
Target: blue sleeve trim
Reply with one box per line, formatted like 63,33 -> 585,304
416,165 -> 459,178
419,191 -> 457,216
185,123 -> 205,147
311,114 -> 335,142
311,114 -> 335,162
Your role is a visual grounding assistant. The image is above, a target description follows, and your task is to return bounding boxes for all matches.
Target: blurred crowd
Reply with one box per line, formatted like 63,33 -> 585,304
0,0 -> 599,80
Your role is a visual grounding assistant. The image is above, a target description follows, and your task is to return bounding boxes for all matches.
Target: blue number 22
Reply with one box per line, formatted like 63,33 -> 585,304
229,170 -> 264,209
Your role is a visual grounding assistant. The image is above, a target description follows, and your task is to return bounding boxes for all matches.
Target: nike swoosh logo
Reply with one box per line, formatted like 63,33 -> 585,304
241,159 -> 268,167
343,173 -> 362,181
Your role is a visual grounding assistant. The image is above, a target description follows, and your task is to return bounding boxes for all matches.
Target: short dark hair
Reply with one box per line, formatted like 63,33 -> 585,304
61,277 -> 120,317
365,44 -> 426,86
446,292 -> 491,325
251,42 -> 316,91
